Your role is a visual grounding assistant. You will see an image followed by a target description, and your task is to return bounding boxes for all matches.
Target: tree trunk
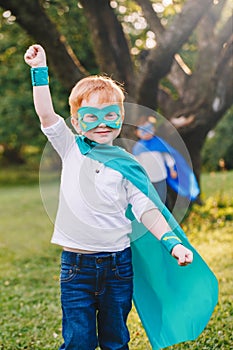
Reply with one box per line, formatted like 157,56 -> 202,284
0,0 -> 232,189
2,146 -> 25,165
80,0 -> 135,92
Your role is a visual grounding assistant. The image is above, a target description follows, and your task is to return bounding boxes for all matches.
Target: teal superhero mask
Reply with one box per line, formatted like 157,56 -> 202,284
77,104 -> 122,132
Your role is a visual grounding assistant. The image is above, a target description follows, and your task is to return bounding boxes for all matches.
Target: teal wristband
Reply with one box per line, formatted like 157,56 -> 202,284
161,231 -> 182,253
31,67 -> 49,86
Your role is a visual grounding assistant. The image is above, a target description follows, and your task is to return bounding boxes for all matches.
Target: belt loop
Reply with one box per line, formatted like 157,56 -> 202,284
111,253 -> 117,270
76,253 -> 82,270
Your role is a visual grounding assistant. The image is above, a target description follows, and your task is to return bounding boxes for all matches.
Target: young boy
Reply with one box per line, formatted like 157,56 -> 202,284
24,44 -> 193,350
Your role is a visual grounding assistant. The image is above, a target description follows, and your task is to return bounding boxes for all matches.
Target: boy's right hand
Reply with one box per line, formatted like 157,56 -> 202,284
24,44 -> 47,68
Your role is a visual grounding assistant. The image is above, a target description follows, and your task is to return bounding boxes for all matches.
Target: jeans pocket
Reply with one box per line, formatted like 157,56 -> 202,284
60,263 -> 78,283
115,261 -> 133,281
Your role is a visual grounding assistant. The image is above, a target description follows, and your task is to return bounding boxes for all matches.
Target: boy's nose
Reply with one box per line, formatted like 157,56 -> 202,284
98,122 -> 107,127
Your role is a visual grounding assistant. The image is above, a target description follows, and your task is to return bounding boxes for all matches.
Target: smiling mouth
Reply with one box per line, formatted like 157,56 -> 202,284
95,130 -> 111,134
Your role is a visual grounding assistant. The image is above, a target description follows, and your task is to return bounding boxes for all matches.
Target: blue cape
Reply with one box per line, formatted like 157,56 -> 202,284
132,136 -> 200,200
76,136 -> 218,350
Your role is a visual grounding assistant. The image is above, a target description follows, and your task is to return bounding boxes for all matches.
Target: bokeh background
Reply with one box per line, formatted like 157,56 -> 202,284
0,1 -> 232,349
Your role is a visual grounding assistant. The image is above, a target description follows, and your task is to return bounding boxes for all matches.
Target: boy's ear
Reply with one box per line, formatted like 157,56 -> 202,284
71,117 -> 82,134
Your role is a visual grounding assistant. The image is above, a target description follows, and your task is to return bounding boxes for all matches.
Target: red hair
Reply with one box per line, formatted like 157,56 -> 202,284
69,75 -> 125,118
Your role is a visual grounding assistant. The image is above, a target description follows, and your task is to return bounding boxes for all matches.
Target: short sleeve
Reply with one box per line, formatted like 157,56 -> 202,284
163,153 -> 175,168
126,180 -> 156,222
41,117 -> 76,159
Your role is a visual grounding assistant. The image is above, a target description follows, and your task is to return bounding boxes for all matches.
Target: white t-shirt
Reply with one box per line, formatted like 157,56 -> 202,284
135,151 -> 175,182
41,118 -> 156,252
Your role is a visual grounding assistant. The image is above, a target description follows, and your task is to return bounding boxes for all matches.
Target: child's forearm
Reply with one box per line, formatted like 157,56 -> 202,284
33,85 -> 59,127
141,208 -> 171,240
141,208 -> 183,253
141,208 -> 193,266
24,44 -> 60,127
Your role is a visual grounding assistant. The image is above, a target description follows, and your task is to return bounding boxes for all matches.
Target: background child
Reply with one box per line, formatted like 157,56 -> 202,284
134,115 -> 177,203
132,115 -> 200,211
24,44 -> 193,350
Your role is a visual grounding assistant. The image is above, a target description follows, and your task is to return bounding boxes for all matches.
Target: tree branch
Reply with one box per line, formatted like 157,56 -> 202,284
79,0 -> 135,92
216,34 -> 233,75
207,0 -> 228,25
135,0 -> 192,101
217,15 -> 233,48
136,0 -> 213,108
159,0 -> 213,52
135,0 -> 164,35
0,0 -> 87,89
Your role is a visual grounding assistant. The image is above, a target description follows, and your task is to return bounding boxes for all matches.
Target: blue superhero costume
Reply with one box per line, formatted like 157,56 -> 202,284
75,135 -> 218,350
132,132 -> 200,201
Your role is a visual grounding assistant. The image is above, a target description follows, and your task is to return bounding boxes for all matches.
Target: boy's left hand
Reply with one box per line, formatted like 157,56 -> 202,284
171,244 -> 193,266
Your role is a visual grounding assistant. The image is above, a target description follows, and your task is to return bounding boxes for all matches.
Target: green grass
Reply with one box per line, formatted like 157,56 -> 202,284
201,170 -> 233,199
0,171 -> 232,349
0,164 -> 39,186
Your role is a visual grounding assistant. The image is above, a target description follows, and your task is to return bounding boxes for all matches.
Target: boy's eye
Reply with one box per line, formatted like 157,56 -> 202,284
104,112 -> 118,121
83,114 -> 98,122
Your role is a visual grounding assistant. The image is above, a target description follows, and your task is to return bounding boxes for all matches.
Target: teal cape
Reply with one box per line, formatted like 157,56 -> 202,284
76,136 -> 218,350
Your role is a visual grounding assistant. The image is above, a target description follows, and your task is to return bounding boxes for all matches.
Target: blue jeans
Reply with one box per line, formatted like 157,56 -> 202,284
59,247 -> 133,350
152,180 -> 167,203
